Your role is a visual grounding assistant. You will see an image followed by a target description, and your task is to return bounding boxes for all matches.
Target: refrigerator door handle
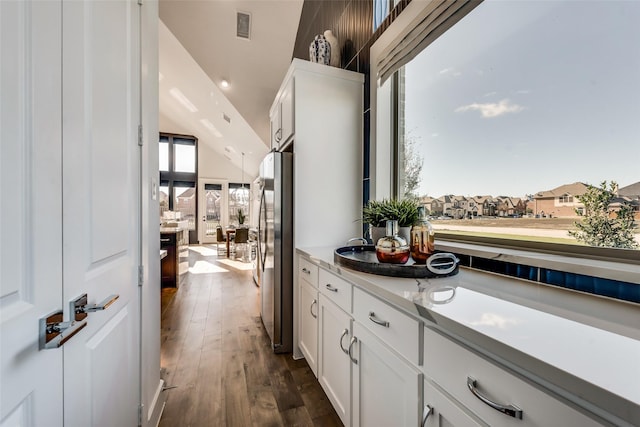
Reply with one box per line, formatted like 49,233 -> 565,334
258,186 -> 267,272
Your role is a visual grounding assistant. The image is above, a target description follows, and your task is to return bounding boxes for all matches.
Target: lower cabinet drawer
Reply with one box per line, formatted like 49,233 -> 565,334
423,326 -> 603,427
353,287 -> 420,365
319,268 -> 352,313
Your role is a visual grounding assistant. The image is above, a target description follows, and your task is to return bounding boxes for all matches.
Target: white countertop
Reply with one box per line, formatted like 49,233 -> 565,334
297,246 -> 640,426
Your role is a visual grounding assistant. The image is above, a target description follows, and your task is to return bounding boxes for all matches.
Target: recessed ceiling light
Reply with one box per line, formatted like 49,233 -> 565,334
221,79 -> 229,88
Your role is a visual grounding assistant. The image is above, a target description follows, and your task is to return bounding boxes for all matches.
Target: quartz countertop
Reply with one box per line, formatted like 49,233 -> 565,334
297,246 -> 640,426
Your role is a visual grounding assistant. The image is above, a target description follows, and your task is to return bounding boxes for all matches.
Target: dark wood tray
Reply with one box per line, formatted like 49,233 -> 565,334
334,245 -> 459,279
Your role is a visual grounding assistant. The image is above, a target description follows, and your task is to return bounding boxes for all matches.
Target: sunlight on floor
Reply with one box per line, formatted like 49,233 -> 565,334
189,260 -> 230,274
188,246 -> 219,257
216,258 -> 254,271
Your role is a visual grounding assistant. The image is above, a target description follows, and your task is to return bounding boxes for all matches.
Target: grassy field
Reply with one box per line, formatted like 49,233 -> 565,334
429,216 -> 639,245
430,217 -> 578,229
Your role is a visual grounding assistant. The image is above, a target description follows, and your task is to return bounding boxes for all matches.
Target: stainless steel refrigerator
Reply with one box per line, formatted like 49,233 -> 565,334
258,150 -> 293,353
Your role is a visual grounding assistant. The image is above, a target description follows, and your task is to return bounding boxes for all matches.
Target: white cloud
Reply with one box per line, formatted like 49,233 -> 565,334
431,133 -> 439,138
439,67 -> 453,74
455,98 -> 525,118
483,91 -> 498,97
515,89 -> 531,95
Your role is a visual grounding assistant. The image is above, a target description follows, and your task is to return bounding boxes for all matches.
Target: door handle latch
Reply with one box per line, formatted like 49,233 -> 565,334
70,293 -> 119,321
39,310 -> 87,350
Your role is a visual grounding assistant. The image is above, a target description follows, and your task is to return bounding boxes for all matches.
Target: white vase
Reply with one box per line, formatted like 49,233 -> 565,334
323,30 -> 340,67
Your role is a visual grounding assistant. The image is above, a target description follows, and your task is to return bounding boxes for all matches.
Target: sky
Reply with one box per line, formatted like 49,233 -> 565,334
403,0 -> 640,198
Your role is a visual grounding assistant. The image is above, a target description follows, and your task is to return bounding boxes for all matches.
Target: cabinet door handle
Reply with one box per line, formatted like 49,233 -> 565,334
339,328 -> 349,354
310,299 -> 317,319
421,404 -> 433,427
348,336 -> 358,364
368,311 -> 390,328
301,267 -> 310,275
325,284 -> 338,293
467,376 -> 523,419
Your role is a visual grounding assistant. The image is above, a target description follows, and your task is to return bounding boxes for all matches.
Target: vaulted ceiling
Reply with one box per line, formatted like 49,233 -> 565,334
158,0 -> 304,175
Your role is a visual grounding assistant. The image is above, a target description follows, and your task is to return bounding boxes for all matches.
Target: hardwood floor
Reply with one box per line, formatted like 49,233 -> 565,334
160,245 -> 342,427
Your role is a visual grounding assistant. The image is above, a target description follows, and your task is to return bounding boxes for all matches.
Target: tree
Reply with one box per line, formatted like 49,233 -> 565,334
402,131 -> 423,199
568,181 -> 638,249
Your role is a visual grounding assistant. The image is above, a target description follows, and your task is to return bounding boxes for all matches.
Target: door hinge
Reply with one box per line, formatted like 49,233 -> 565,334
138,124 -> 143,146
138,0 -> 144,6
138,403 -> 144,426
138,265 -> 144,287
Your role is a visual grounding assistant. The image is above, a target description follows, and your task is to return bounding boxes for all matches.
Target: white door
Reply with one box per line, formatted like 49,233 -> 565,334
352,322 -> 422,427
1,2 -> 64,426
61,1 -> 141,426
198,179 -> 224,244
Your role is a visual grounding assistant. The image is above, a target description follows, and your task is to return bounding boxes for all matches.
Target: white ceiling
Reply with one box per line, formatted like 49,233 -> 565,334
158,0 -> 304,176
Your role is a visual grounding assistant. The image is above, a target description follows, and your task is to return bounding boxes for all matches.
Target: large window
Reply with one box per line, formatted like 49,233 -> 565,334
159,133 -> 198,235
396,0 -> 639,252
228,182 -> 250,226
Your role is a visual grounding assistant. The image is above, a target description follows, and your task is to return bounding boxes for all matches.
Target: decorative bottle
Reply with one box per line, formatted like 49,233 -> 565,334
375,220 -> 410,264
410,206 -> 435,264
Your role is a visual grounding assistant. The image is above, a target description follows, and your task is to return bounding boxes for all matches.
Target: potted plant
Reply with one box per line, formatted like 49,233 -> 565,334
362,198 -> 419,244
237,208 -> 246,226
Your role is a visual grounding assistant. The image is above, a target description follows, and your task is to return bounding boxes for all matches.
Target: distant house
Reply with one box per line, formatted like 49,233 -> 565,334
496,196 -> 527,217
420,196 -> 443,216
616,181 -> 640,220
532,182 -> 588,218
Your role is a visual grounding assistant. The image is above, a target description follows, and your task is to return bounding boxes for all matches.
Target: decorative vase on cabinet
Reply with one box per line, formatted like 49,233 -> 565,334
309,34 -> 331,65
323,30 -> 340,67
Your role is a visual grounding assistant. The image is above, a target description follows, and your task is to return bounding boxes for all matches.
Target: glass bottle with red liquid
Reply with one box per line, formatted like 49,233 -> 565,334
410,206 -> 435,264
375,220 -> 410,264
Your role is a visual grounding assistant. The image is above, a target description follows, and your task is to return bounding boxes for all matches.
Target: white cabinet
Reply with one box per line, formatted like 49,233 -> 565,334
423,326 -> 603,427
297,257 -> 319,375
271,59 -> 363,250
352,321 -> 422,427
423,379 -> 484,427
298,279 -> 318,376
270,76 -> 294,151
318,293 -> 353,427
352,287 -> 420,366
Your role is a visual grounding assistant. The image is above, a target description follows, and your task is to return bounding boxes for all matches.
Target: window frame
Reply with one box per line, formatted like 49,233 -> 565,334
369,0 -> 639,277
159,132 -> 198,239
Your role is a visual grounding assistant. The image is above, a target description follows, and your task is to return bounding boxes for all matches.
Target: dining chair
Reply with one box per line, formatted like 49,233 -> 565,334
233,227 -> 250,262
215,226 -> 227,256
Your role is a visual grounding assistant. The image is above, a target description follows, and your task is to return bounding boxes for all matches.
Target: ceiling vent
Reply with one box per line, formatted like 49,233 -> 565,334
236,11 -> 251,40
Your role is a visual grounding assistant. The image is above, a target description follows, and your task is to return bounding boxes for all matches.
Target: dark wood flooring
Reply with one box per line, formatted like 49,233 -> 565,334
160,246 -> 342,427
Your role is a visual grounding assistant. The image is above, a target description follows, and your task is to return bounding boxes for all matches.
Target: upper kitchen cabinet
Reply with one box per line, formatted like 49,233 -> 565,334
270,59 -> 364,249
270,76 -> 294,151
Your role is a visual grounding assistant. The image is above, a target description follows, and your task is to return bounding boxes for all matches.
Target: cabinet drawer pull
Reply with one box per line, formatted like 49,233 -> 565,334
421,404 -> 433,427
302,267 -> 310,275
467,376 -> 523,419
368,311 -> 390,327
310,299 -> 317,319
348,336 -> 358,364
160,238 -> 171,242
339,328 -> 349,354
325,284 -> 338,293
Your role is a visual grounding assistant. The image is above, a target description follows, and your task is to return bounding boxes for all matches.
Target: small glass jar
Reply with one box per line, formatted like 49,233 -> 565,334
410,206 -> 435,264
375,220 -> 410,264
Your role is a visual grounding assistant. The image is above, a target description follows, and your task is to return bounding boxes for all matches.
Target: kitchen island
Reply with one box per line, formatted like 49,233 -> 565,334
296,246 -> 639,427
160,224 -> 189,287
